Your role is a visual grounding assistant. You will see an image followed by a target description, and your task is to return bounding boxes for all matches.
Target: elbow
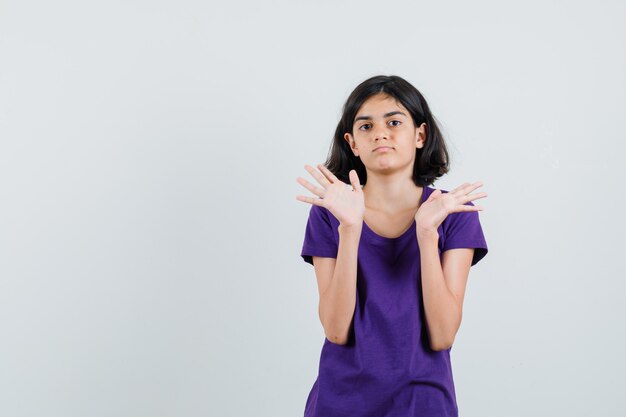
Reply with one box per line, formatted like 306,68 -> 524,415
430,342 -> 452,352
429,315 -> 462,351
325,333 -> 349,345
319,307 -> 353,345
322,321 -> 351,345
430,337 -> 454,352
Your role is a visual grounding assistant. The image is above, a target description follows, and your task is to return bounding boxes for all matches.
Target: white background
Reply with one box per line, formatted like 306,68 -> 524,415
1,0 -> 625,416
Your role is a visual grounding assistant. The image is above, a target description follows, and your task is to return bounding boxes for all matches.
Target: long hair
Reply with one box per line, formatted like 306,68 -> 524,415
325,75 -> 450,187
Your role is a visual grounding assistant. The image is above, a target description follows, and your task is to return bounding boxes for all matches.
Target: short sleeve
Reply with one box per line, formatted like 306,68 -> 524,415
300,204 -> 339,266
440,200 -> 488,266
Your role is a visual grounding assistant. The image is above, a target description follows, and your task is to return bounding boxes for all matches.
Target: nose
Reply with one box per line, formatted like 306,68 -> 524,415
371,123 -> 389,141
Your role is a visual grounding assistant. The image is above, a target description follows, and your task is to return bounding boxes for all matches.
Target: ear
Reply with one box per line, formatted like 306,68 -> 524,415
415,123 -> 427,149
344,133 -> 359,156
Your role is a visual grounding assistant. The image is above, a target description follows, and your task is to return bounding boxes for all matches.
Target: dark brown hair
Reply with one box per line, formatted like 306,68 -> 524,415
325,75 -> 450,187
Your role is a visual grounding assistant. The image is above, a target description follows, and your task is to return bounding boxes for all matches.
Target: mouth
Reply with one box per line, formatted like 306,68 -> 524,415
373,146 -> 394,152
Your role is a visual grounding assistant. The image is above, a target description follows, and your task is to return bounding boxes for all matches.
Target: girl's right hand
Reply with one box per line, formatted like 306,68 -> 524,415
296,164 -> 365,228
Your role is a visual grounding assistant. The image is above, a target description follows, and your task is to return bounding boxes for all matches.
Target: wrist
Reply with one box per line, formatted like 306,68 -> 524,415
416,226 -> 439,242
338,222 -> 363,235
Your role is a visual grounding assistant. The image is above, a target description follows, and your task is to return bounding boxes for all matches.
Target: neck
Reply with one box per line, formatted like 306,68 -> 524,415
362,172 -> 423,214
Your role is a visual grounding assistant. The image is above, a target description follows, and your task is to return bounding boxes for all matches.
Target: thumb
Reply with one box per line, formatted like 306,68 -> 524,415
349,170 -> 361,190
426,189 -> 442,202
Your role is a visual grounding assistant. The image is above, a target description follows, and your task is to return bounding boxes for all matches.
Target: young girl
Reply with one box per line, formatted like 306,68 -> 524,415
295,75 -> 489,417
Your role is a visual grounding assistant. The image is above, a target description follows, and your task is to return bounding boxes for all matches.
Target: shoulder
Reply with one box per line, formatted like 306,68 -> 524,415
305,204 -> 341,236
309,203 -> 339,224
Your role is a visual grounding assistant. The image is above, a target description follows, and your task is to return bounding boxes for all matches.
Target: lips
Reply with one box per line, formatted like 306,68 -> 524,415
373,146 -> 393,152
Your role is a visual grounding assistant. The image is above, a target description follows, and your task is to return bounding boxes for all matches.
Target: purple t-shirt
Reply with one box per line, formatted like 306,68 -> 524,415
300,185 -> 488,417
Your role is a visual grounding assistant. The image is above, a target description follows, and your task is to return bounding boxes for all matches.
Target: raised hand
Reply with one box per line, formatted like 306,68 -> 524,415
414,181 -> 488,238
296,164 -> 365,227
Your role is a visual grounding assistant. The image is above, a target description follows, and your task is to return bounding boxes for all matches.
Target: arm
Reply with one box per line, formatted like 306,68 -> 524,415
313,223 -> 362,345
418,231 -> 474,351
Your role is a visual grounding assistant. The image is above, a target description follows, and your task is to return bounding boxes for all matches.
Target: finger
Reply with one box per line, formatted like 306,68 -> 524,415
349,170 -> 362,191
317,164 -> 340,184
304,164 -> 331,187
295,195 -> 325,206
462,191 -> 488,204
461,181 -> 484,195
455,204 -> 484,212
451,183 -> 471,194
296,176 -> 325,198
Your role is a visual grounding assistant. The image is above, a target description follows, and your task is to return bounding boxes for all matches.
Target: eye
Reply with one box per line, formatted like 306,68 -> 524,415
358,120 -> 401,131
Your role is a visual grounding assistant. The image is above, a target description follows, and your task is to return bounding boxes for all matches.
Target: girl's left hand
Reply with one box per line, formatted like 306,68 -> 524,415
414,182 -> 488,239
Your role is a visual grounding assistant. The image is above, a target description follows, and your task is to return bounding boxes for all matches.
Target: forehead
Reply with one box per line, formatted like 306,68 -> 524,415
355,94 -> 408,116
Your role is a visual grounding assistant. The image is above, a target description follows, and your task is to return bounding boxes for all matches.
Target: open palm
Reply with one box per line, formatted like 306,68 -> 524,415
415,181 -> 487,234
296,164 -> 365,227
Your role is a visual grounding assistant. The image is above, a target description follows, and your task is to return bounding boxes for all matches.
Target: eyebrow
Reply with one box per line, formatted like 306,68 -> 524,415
354,111 -> 407,124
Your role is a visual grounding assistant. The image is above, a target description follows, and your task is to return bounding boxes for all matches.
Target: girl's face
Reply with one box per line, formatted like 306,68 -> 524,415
344,93 -> 426,174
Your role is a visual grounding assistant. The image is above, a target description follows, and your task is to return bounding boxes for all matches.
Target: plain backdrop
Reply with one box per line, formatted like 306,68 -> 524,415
1,0 -> 625,416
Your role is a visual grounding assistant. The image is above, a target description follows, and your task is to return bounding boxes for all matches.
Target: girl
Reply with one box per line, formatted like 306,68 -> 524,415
295,75 -> 489,417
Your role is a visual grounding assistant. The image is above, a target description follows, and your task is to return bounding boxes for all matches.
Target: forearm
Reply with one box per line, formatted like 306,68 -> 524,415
319,223 -> 362,345
418,233 -> 462,351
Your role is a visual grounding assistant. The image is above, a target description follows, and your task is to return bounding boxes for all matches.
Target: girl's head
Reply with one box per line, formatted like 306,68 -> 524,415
326,75 -> 450,187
